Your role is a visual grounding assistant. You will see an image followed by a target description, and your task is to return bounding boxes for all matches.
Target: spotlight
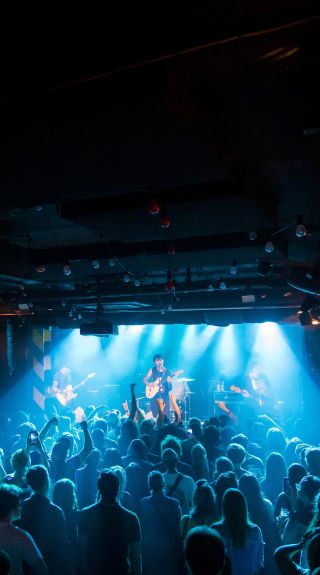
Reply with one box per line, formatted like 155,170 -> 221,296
108,258 -> 116,267
160,309 -> 166,315
92,259 -> 100,270
219,281 -> 227,290
249,231 -> 257,241
229,260 -> 237,275
134,278 -> 141,287
264,241 -> 274,253
296,215 -> 307,238
160,212 -> 171,229
168,243 -> 176,255
78,313 -> 82,320
123,273 -> 130,283
148,199 -> 161,215
207,284 -> 214,292
35,265 -> 46,273
63,263 -> 72,276
168,303 -> 173,311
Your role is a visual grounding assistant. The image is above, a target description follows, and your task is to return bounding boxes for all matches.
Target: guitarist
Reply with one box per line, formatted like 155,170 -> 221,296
143,354 -> 173,418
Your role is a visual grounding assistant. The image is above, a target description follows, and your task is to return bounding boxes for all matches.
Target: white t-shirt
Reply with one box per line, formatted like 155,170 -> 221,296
163,472 -> 196,514
0,521 -> 43,575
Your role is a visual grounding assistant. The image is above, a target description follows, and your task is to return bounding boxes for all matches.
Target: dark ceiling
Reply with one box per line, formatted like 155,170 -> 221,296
1,2 -> 320,327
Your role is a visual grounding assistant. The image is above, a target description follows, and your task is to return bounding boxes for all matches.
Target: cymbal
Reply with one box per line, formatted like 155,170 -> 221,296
174,377 -> 195,382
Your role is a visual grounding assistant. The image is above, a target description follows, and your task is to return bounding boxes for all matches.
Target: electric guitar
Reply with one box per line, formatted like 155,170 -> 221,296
230,385 -> 269,408
230,385 -> 251,398
146,370 -> 184,399
51,372 -> 96,406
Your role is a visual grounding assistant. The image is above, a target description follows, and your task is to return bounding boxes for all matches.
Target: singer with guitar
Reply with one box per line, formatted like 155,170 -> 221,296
143,354 -> 174,418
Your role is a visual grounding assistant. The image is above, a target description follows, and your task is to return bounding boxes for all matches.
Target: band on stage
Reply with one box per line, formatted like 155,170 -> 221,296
44,356 -> 274,424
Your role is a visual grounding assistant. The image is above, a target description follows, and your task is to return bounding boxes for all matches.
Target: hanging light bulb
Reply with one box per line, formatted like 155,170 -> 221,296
219,281 -> 227,290
35,265 -> 46,273
264,241 -> 274,254
296,215 -> 307,238
249,231 -> 257,241
92,259 -> 100,269
167,303 -> 173,311
134,278 -> 141,287
108,258 -> 116,267
123,273 -> 130,283
207,284 -> 214,292
229,260 -> 237,275
63,263 -> 72,276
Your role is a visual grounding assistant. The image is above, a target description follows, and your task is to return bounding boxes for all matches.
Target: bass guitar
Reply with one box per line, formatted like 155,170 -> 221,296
146,370 -> 184,399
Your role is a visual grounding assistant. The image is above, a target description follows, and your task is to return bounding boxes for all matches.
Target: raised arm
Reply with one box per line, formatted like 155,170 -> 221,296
143,368 -> 152,386
77,420 -> 93,464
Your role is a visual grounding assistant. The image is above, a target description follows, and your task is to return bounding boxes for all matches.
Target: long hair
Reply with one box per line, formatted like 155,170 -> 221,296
239,473 -> 267,527
191,480 -> 217,522
222,488 -> 251,549
52,478 -> 78,512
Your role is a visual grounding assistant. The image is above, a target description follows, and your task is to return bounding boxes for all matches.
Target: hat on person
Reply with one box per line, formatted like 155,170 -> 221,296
161,448 -> 179,463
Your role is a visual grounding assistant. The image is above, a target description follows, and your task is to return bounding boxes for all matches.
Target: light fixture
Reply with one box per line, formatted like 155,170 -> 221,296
264,241 -> 274,253
35,265 -> 46,273
167,243 -> 176,255
92,259 -> 100,270
165,271 -> 175,291
123,273 -> 130,283
168,303 -> 173,311
219,281 -> 227,290
108,258 -> 116,267
160,211 -> 171,229
207,284 -> 214,292
148,199 -> 161,215
134,278 -> 141,287
229,260 -> 237,275
296,215 -> 307,238
249,231 -> 257,241
63,263 -> 72,276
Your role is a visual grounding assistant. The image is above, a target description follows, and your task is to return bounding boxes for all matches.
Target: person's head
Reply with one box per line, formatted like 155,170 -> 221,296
267,427 -> 287,453
109,466 -> 127,497
148,470 -> 164,494
93,418 -> 108,435
214,471 -> 238,513
161,435 -> 182,459
103,448 -> 122,469
285,437 -> 302,465
288,463 -> 307,487
191,480 -> 216,520
222,488 -> 249,548
265,452 -> 287,481
231,434 -> 248,451
120,418 -> 138,441
203,425 -> 220,445
92,428 -> 105,451
0,485 -> 21,522
161,448 -> 178,472
153,354 -> 164,368
58,432 -> 74,454
140,419 -> 155,436
239,473 -> 263,507
306,448 -> 320,477
0,549 -> 10,575
214,457 -> 234,477
107,411 -> 120,431
97,470 -> 120,503
184,526 -> 226,575
85,448 -> 101,468
297,475 -> 320,507
127,438 -> 148,460
51,440 -> 68,463
188,418 -> 203,440
52,478 -> 77,511
226,443 -> 246,468
26,465 -> 49,495
10,448 -> 30,474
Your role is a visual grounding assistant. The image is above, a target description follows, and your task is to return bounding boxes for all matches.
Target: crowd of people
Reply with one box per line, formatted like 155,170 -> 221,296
1,383 -> 320,574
